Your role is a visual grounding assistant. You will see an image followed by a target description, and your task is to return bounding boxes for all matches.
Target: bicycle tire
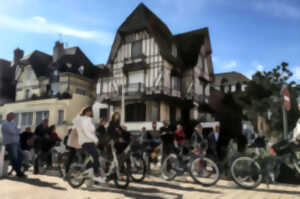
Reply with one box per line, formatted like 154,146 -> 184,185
160,153 -> 178,181
130,156 -> 146,182
113,159 -> 130,189
189,156 -> 220,186
67,163 -> 85,188
291,152 -> 300,175
230,155 -> 263,189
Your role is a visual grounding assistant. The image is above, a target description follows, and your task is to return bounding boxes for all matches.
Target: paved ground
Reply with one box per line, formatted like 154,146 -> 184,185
1,172 -> 300,199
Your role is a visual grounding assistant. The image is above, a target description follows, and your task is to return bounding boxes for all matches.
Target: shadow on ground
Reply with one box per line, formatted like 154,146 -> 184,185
82,184 -> 183,199
5,176 -> 67,191
215,184 -> 300,195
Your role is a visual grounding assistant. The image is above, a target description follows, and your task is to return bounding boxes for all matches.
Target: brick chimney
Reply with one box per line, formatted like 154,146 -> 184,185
53,41 -> 64,63
13,48 -> 24,65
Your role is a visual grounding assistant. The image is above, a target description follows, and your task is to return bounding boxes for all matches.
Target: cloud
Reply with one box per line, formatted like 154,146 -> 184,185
292,66 -> 300,81
251,0 -> 300,19
0,15 -> 114,46
246,70 -> 255,79
223,60 -> 238,70
213,57 -> 239,72
32,16 -> 47,23
256,64 -> 264,72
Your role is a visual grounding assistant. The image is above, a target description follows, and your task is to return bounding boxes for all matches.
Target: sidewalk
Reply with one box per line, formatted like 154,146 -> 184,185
1,173 -> 300,199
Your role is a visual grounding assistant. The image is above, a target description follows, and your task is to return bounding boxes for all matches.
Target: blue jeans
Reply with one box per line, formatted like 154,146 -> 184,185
6,143 -> 24,173
82,143 -> 100,175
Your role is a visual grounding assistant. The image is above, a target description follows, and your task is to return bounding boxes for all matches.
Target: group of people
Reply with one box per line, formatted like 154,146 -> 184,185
1,112 -> 61,178
1,106 -> 224,181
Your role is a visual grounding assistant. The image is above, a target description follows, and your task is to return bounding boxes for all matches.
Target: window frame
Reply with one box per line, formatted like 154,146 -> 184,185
131,40 -> 143,58
57,110 -> 64,125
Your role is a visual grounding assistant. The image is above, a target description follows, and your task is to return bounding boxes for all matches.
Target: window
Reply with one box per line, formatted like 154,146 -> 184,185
132,40 -> 142,58
128,71 -> 144,84
36,111 -> 49,126
197,54 -> 204,71
170,106 -> 176,123
76,88 -> 87,96
147,102 -> 160,121
172,44 -> 177,57
57,110 -> 64,125
125,103 -> 146,122
27,70 -> 33,80
51,82 -> 60,96
171,76 -> 181,90
236,82 -> 241,91
21,112 -> 33,126
25,89 -> 31,99
100,108 -> 108,120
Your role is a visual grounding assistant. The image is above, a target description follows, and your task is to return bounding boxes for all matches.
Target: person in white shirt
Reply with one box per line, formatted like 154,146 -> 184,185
72,106 -> 105,184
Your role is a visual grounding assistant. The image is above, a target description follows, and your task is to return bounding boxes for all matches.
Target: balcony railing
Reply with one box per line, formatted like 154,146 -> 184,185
98,84 -> 208,104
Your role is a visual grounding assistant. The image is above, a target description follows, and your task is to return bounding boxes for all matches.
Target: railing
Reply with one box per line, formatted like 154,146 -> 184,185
97,84 -> 209,104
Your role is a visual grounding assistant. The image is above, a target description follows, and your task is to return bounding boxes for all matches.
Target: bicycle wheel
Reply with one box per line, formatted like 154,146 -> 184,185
230,155 -> 263,189
161,154 -> 178,181
130,155 -> 146,182
36,154 -> 48,174
67,163 -> 85,188
291,152 -> 300,175
189,156 -> 220,186
58,153 -> 68,178
113,159 -> 130,189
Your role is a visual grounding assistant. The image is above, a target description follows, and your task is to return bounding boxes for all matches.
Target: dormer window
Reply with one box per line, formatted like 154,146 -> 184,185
79,65 -> 85,75
132,40 -> 142,58
66,63 -> 72,68
171,44 -> 177,58
197,54 -> 204,71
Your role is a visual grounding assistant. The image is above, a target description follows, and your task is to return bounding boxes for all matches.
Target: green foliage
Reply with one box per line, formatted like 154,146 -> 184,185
237,62 -> 297,137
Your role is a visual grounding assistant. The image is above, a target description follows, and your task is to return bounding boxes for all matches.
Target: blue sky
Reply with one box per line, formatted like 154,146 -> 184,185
0,0 -> 299,82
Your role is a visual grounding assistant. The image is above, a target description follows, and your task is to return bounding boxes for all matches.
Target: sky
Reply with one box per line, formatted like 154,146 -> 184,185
0,0 -> 299,82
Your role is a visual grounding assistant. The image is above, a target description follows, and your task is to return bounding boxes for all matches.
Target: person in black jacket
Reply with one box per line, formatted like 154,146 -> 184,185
20,127 -> 34,151
96,119 -> 108,150
107,112 -> 130,154
160,120 -> 175,164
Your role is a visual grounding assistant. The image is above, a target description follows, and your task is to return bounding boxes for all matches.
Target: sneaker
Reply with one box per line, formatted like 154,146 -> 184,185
93,176 -> 106,184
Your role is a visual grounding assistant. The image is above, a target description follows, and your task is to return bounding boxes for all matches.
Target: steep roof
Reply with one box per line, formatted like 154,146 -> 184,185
21,50 -> 52,77
174,28 -> 210,67
214,72 -> 249,85
0,59 -> 13,81
54,47 -> 100,80
108,3 -> 182,66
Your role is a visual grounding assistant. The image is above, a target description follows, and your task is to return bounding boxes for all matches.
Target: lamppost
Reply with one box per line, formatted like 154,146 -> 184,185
281,84 -> 291,139
121,75 -> 125,124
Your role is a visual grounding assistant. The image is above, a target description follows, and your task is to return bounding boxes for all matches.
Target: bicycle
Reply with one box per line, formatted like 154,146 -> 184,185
34,141 -> 66,177
67,139 -> 132,189
160,144 -> 220,187
230,138 -> 300,189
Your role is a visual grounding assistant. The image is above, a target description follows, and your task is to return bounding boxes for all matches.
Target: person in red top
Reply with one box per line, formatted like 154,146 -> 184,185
174,124 -> 185,146
49,125 -> 61,144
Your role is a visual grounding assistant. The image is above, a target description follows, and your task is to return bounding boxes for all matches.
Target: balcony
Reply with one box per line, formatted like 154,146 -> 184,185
123,54 -> 149,72
185,92 -> 209,104
98,84 -> 184,102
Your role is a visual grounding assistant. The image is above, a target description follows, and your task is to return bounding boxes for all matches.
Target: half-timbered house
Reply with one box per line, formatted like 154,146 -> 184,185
95,3 -> 214,129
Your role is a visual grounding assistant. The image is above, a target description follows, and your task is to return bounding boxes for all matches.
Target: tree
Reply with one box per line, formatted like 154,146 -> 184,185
237,62 -> 298,138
